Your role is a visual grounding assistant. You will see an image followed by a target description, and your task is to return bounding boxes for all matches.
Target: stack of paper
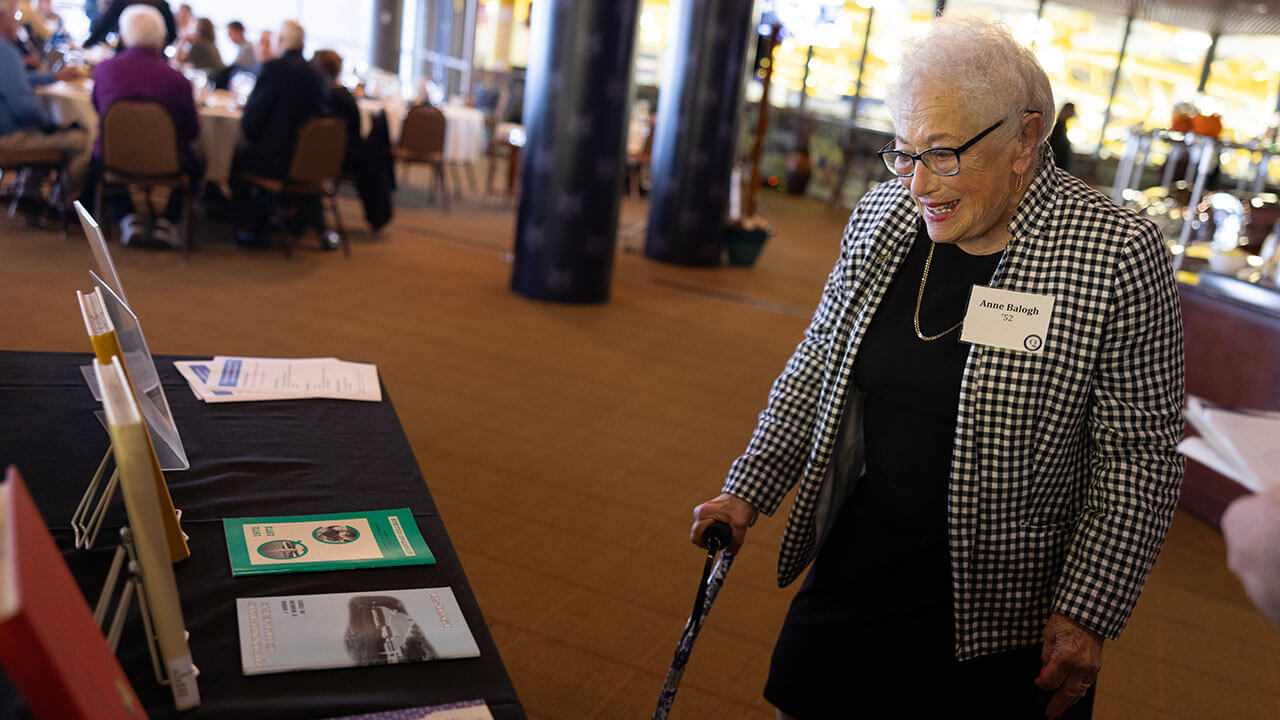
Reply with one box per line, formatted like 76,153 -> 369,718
174,357 -> 382,403
1177,396 -> 1280,492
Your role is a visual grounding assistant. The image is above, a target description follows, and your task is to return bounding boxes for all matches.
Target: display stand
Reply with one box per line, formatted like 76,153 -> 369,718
84,272 -> 189,471
70,444 -> 119,549
94,357 -> 201,710
94,526 -> 197,689
75,284 -> 190,561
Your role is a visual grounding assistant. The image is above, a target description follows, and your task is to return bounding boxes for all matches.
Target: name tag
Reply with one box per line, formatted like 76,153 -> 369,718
959,286 -> 1055,353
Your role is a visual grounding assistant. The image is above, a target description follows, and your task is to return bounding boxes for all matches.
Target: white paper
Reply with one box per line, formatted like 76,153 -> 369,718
1180,396 -> 1280,492
1177,437 -> 1250,488
174,357 -> 382,403
173,361 -> 298,402
959,286 -> 1055,354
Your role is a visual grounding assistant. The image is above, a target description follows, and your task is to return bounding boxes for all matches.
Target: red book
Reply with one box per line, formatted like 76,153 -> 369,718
0,465 -> 147,720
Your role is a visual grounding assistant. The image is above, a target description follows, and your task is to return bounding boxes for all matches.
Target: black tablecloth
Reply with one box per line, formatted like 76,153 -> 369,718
0,351 -> 524,720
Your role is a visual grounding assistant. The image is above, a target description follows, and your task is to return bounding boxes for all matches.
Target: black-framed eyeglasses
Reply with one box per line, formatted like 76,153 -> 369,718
878,119 -> 1005,178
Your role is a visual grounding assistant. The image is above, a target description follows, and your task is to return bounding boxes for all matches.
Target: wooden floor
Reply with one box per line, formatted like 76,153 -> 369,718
2,174 -> 1278,719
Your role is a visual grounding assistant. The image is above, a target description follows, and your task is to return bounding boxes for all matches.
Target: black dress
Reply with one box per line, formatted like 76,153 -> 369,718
763,223 -> 1095,718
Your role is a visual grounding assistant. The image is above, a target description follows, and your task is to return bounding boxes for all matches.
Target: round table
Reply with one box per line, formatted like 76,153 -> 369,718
36,82 -> 244,184
358,99 -> 488,165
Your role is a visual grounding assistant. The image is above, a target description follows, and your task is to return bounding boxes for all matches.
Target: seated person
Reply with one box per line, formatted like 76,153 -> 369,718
311,49 -> 360,174
84,0 -> 103,25
83,0 -> 174,49
226,20 -> 254,69
91,4 -> 202,246
313,48 -> 394,231
176,17 -> 223,76
0,0 -> 89,210
255,29 -> 274,63
173,2 -> 192,43
17,0 -> 58,46
210,20 -> 258,91
13,1 -> 85,89
471,69 -> 507,134
230,19 -> 329,246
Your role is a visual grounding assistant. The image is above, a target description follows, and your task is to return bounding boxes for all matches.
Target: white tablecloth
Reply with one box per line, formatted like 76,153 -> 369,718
37,81 -> 96,141
37,82 -> 243,183
440,103 -> 486,164
359,99 -> 487,164
357,97 -> 406,145
197,105 -> 242,184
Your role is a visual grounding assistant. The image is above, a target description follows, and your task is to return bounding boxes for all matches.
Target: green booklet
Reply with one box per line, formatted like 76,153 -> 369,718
223,509 -> 435,576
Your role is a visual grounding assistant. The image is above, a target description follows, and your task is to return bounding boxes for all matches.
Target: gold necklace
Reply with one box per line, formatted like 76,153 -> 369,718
914,241 -> 962,341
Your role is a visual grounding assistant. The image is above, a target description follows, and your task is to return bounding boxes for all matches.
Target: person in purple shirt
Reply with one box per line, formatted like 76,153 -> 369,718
0,0 -> 90,209
91,4 -> 203,245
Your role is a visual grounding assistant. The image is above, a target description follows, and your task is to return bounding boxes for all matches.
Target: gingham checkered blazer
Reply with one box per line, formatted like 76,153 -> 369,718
723,158 -> 1185,660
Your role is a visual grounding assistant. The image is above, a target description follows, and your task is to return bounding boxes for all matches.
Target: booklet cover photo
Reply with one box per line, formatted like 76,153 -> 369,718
236,587 -> 481,675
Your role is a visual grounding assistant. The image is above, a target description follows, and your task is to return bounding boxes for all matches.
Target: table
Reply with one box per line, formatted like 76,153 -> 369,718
37,83 -> 244,183
439,104 -> 487,165
0,351 -> 524,720
197,104 -> 242,184
357,97 -> 407,146
357,99 -> 488,166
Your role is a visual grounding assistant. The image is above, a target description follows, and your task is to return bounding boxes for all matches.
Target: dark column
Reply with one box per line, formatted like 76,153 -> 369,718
371,0 -> 402,74
510,0 -> 642,303
643,1 -> 755,267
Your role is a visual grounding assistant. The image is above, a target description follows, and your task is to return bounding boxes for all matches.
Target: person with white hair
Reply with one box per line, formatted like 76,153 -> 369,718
90,3 -> 201,245
230,19 -> 327,246
689,14 -> 1183,719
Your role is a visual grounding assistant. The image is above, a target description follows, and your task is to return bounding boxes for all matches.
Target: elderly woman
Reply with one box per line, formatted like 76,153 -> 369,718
690,15 -> 1183,719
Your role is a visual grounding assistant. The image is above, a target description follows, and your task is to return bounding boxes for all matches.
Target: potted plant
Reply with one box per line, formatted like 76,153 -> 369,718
724,212 -> 772,266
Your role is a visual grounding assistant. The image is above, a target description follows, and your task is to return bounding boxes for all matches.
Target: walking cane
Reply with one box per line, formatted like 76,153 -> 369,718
652,520 -> 734,720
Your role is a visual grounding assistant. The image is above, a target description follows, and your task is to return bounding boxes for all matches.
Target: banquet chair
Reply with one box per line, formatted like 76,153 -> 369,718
485,122 -> 522,203
95,100 -> 194,256
625,121 -> 654,200
241,116 -> 349,259
394,105 -> 448,211
0,148 -> 70,236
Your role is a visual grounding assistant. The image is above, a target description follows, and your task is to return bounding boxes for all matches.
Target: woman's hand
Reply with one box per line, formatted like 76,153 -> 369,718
1035,612 -> 1103,719
690,493 -> 758,553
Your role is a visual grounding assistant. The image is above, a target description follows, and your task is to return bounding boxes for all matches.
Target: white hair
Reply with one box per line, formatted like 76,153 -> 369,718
119,4 -> 167,50
886,15 -> 1054,153
278,19 -> 304,51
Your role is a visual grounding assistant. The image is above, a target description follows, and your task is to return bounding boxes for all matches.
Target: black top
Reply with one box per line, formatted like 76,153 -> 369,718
1049,119 -> 1073,174
240,49 -> 327,179
325,84 -> 364,173
844,221 -> 1002,616
84,0 -> 177,49
763,223 -> 1005,698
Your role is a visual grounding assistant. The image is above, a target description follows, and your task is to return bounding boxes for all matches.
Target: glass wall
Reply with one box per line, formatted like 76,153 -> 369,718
1205,34 -> 1280,142
1109,19 -> 1210,155
1035,4 -> 1129,157
855,0 -> 934,127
